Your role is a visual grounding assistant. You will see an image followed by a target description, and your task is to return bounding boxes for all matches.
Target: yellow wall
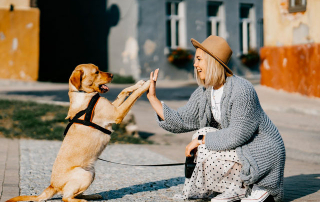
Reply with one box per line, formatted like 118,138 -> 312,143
0,8 -> 39,81
264,0 -> 320,46
0,0 -> 30,9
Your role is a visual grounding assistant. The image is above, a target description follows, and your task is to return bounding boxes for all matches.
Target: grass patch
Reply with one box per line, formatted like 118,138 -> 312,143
111,74 -> 135,84
111,124 -> 152,144
0,99 -> 152,144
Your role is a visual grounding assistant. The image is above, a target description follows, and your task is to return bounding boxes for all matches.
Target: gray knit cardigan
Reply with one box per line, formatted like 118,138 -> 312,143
157,75 -> 286,202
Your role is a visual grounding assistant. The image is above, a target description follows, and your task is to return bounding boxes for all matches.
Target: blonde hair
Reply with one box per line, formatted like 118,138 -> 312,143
194,48 -> 228,89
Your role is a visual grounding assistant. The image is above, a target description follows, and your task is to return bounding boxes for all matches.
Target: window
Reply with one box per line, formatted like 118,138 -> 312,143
166,1 -> 186,49
289,0 -> 307,13
207,1 -> 223,37
239,4 -> 256,54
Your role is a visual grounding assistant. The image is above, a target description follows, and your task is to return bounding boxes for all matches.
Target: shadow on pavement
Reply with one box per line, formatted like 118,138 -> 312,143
98,177 -> 184,200
284,173 -> 320,201
138,131 -> 155,139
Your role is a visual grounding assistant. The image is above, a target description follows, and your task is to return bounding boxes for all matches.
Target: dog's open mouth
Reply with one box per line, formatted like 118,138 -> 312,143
99,84 -> 109,93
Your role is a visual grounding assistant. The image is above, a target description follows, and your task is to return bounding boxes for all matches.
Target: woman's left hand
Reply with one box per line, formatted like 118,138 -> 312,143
185,139 -> 201,157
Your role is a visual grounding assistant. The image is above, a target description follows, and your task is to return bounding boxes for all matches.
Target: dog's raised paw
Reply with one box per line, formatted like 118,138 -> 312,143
141,80 -> 151,89
136,80 -> 145,86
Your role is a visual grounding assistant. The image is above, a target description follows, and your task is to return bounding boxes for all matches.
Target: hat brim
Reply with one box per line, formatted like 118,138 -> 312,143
191,38 -> 233,75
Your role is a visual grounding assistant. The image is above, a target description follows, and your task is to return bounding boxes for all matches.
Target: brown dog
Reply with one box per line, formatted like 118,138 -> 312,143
7,64 -> 151,202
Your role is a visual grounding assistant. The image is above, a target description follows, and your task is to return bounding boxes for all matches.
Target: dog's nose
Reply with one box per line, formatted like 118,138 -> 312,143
109,73 -> 113,78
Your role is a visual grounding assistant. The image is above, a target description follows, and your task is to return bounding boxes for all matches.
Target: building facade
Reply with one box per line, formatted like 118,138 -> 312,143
0,0 -> 263,82
0,0 -> 39,81
108,0 -> 263,81
260,0 -> 320,97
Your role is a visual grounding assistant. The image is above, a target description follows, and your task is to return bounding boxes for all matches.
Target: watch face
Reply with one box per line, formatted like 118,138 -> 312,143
198,135 -> 203,140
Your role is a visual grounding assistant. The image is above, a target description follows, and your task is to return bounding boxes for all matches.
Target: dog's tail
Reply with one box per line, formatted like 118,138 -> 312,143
5,185 -> 57,202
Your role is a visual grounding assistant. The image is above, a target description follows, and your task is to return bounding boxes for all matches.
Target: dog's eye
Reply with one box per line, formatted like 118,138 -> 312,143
95,71 -> 99,74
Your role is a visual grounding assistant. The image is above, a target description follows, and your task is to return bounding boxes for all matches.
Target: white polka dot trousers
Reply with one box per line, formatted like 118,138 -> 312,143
174,127 -> 246,200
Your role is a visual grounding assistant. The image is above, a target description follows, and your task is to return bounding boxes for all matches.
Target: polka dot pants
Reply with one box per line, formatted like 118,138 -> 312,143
174,127 -> 246,200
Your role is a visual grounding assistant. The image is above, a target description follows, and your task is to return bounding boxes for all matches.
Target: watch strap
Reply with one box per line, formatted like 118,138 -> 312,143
198,135 -> 204,144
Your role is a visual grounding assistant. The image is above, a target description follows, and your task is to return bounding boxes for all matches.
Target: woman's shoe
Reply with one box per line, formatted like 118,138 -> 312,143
211,191 -> 245,202
241,186 -> 270,202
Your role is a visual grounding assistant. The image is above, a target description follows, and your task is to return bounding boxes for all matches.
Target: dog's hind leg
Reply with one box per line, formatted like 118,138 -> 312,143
62,197 -> 87,202
62,168 -> 94,202
62,186 -> 89,202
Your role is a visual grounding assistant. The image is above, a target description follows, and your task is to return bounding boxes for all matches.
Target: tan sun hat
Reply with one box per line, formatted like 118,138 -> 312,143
191,35 -> 233,75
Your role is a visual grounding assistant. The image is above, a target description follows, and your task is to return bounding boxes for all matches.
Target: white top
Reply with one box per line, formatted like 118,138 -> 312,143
211,85 -> 224,123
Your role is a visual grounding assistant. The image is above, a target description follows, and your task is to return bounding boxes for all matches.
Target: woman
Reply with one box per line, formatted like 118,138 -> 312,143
147,36 -> 285,202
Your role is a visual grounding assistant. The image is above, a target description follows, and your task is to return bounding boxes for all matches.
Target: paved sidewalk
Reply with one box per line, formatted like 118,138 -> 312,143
0,138 -> 19,202
0,78 -> 320,201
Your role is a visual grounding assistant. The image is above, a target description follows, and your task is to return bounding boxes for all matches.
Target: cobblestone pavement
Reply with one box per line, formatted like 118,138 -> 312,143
19,140 -> 185,202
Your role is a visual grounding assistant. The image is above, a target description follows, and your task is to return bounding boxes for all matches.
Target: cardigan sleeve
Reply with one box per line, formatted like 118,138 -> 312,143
155,87 -> 202,133
205,85 -> 262,151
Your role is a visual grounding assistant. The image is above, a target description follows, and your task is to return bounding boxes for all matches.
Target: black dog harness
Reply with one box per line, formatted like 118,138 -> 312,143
63,93 -> 112,136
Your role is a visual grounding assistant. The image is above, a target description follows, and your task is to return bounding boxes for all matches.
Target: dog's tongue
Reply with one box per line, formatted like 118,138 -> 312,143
100,84 -> 109,91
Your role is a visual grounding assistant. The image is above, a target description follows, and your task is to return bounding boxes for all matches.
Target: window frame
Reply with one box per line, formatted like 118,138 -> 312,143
288,0 -> 307,13
207,1 -> 223,37
166,0 -> 186,49
239,3 -> 256,54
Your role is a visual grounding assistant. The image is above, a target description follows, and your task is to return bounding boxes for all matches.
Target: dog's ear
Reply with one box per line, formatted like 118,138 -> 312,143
70,69 -> 83,90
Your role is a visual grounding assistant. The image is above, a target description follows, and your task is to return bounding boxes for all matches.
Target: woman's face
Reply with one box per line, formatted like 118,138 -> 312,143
194,49 -> 207,80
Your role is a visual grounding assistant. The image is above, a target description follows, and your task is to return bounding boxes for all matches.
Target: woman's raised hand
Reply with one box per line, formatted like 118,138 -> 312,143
147,68 -> 159,99
146,69 -> 164,120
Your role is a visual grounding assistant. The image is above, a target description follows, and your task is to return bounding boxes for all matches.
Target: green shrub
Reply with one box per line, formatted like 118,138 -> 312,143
111,74 -> 135,84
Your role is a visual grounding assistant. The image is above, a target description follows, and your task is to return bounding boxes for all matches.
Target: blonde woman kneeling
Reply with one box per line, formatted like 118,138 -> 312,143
147,36 -> 285,202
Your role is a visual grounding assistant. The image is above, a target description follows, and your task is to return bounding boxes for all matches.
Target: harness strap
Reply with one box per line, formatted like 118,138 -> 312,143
84,93 -> 100,122
64,93 -> 112,136
72,119 -> 112,135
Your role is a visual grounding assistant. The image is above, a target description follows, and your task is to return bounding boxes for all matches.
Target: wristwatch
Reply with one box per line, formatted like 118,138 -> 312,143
198,135 -> 204,144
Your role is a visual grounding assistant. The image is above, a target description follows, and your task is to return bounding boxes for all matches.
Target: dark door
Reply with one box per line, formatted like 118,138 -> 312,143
37,0 -> 119,82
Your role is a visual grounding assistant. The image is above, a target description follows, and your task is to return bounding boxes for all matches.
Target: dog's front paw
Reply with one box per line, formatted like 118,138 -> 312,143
122,80 -> 146,94
141,80 -> 151,91
136,80 -> 146,86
